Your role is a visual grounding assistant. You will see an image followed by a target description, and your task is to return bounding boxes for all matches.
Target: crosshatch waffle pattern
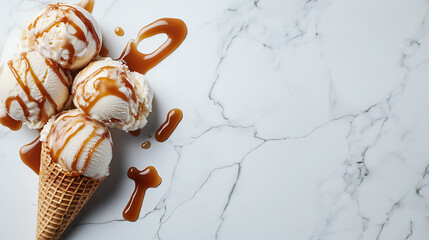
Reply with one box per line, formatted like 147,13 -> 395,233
36,143 -> 104,240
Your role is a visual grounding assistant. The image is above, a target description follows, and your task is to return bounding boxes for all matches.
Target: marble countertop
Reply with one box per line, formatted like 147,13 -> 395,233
1,0 -> 429,239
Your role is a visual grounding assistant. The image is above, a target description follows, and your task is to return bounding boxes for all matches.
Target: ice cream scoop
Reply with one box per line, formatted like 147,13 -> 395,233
0,51 -> 72,129
72,58 -> 153,132
40,109 -> 113,179
21,3 -> 102,70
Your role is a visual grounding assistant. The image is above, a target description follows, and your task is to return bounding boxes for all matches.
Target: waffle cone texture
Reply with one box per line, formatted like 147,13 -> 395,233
37,143 -> 104,240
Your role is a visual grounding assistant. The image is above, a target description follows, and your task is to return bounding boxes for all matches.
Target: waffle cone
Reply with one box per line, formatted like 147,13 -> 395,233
36,143 -> 104,240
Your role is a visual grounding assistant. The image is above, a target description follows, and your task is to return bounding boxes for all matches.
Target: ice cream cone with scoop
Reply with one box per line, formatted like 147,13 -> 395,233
37,109 -> 113,240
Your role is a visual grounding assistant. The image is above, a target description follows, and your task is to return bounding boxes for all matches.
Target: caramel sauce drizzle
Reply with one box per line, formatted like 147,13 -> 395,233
130,129 -> 141,137
76,0 -> 95,13
5,96 -> 29,119
46,111 -> 111,176
99,44 -> 109,57
141,141 -> 151,149
74,65 -> 138,115
28,3 -> 101,67
155,108 -> 183,142
123,166 -> 162,221
84,135 -> 106,171
44,58 -> 71,88
118,18 -> 188,75
21,55 -> 58,112
115,27 -> 124,36
72,128 -> 96,171
20,136 -> 42,174
0,112 -> 22,131
3,52 -> 69,126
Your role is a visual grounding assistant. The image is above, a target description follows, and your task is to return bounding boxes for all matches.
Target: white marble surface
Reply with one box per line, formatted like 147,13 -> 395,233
1,0 -> 429,239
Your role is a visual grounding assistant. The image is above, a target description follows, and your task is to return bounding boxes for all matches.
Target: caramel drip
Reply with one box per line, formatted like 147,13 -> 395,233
130,129 -> 141,137
84,135 -> 105,171
5,96 -> 29,118
155,108 -> 183,142
99,44 -> 109,57
123,166 -> 162,221
48,113 -> 84,160
75,66 -> 137,114
77,0 -> 95,13
50,120 -> 85,163
20,136 -> 42,174
36,19 -> 86,45
28,4 -> 101,66
65,42 -> 76,65
71,127 -> 96,171
141,141 -> 151,149
21,54 -> 58,112
6,53 -> 65,123
7,60 -> 38,118
0,112 -> 22,131
72,6 -> 99,44
44,58 -> 71,88
115,27 -> 124,36
118,18 -> 188,75
68,21 -> 88,42
46,111 -> 111,176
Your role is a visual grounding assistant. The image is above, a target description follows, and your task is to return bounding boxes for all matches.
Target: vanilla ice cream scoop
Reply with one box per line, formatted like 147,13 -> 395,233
72,58 -> 153,132
21,3 -> 102,70
40,109 -> 113,179
0,51 -> 72,129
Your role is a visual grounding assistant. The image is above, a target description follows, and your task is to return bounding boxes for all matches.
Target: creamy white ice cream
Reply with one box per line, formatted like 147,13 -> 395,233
21,3 -> 102,70
72,58 -> 153,132
0,51 -> 72,129
40,109 -> 113,179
